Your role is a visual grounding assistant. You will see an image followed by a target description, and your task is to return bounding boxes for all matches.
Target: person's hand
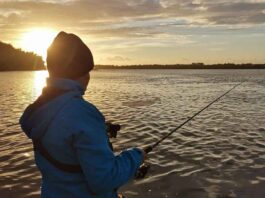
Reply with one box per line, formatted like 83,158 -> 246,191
137,147 -> 148,163
135,146 -> 151,179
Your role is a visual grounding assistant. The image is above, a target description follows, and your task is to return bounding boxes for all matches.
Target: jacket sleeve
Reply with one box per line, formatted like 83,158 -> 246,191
72,107 -> 143,194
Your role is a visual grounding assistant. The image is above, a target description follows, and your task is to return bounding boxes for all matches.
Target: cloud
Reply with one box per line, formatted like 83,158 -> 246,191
0,0 -> 264,26
0,0 -> 264,64
205,2 -> 265,24
106,55 -> 131,62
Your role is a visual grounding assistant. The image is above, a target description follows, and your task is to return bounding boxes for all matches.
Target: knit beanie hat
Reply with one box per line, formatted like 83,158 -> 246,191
46,31 -> 94,79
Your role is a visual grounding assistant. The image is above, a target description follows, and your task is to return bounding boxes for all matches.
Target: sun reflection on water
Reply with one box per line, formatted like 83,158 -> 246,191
34,71 -> 49,97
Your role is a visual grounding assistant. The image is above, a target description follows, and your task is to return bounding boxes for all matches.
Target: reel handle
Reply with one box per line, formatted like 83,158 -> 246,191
106,122 -> 121,138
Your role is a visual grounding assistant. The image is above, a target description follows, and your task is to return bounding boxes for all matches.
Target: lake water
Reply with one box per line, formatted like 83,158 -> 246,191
0,69 -> 265,198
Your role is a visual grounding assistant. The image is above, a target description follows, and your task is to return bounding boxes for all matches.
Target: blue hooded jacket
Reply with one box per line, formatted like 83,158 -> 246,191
20,78 -> 143,198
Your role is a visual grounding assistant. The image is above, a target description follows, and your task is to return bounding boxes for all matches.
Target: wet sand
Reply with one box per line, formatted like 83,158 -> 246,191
0,69 -> 265,198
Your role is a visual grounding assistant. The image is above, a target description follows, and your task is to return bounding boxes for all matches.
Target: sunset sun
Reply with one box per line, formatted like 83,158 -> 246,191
21,28 -> 57,59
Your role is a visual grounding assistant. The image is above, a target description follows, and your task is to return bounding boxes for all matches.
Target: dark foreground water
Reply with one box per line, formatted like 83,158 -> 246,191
0,69 -> 265,198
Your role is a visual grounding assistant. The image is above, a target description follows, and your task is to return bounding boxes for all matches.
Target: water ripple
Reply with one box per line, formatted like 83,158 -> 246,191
0,70 -> 265,197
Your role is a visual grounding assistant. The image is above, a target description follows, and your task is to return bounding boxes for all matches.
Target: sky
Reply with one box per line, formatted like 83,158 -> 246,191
0,0 -> 265,65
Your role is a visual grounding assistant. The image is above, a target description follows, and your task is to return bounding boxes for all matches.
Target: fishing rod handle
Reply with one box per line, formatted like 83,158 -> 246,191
144,145 -> 153,154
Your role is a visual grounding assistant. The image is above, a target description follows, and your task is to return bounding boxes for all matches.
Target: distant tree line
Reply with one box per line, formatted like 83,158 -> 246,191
95,63 -> 265,70
0,41 -> 45,71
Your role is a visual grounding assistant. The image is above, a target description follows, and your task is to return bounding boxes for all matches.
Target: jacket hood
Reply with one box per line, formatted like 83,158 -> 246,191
20,77 -> 84,139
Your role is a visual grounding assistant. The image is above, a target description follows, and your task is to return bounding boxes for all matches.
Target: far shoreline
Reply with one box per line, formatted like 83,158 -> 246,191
1,63 -> 265,72
94,63 -> 265,70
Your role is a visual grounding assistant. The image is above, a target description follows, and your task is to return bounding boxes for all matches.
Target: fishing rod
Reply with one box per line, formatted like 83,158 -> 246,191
135,81 -> 244,179
9,81 -> 244,179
